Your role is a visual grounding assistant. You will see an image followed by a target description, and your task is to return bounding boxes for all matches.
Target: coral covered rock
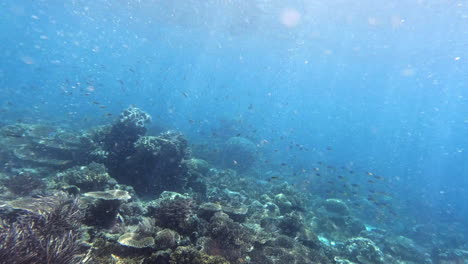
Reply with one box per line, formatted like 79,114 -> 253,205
83,189 -> 131,228
203,212 -> 253,263
150,192 -> 198,235
344,237 -> 384,264
170,246 -> 229,264
155,229 -> 181,250
55,162 -> 116,192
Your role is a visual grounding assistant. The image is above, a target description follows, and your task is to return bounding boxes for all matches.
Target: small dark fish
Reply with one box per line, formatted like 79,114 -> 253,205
326,146 -> 332,151
337,175 -> 345,180
268,176 -> 280,181
351,183 -> 359,188
182,92 -> 189,98
99,105 -> 107,109
248,104 -> 253,110
236,133 -> 241,136
280,163 -> 287,166
93,101 -> 100,104
5,133 -> 23,138
105,113 -> 113,116
368,180 -> 375,184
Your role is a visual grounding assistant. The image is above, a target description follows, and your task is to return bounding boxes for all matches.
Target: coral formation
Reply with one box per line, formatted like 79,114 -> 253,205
83,189 -> 131,228
55,162 -> 116,192
344,237 -> 385,264
0,107 -> 455,264
222,136 -> 257,171
117,232 -> 155,248
150,192 -> 198,235
204,211 -> 253,263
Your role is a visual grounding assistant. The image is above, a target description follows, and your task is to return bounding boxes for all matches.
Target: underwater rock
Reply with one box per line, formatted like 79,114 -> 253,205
89,107 -> 152,189
55,162 -> 116,192
344,237 -> 385,264
101,126 -> 195,195
123,131 -> 190,195
323,199 -> 349,216
83,189 -> 131,228
222,136 -> 257,171
185,158 -> 211,175
94,118 -> 192,196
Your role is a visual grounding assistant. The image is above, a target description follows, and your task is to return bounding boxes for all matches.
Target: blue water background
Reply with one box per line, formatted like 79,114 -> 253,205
1,0 -> 467,230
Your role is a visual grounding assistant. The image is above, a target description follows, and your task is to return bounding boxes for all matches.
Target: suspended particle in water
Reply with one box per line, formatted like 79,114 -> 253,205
280,8 -> 301,28
20,56 -> 35,65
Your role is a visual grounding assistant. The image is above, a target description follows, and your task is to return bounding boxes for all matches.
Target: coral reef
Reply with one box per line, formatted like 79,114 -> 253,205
0,107 -> 456,264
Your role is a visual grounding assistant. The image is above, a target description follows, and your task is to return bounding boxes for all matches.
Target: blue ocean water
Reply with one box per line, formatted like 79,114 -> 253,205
1,0 -> 467,260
